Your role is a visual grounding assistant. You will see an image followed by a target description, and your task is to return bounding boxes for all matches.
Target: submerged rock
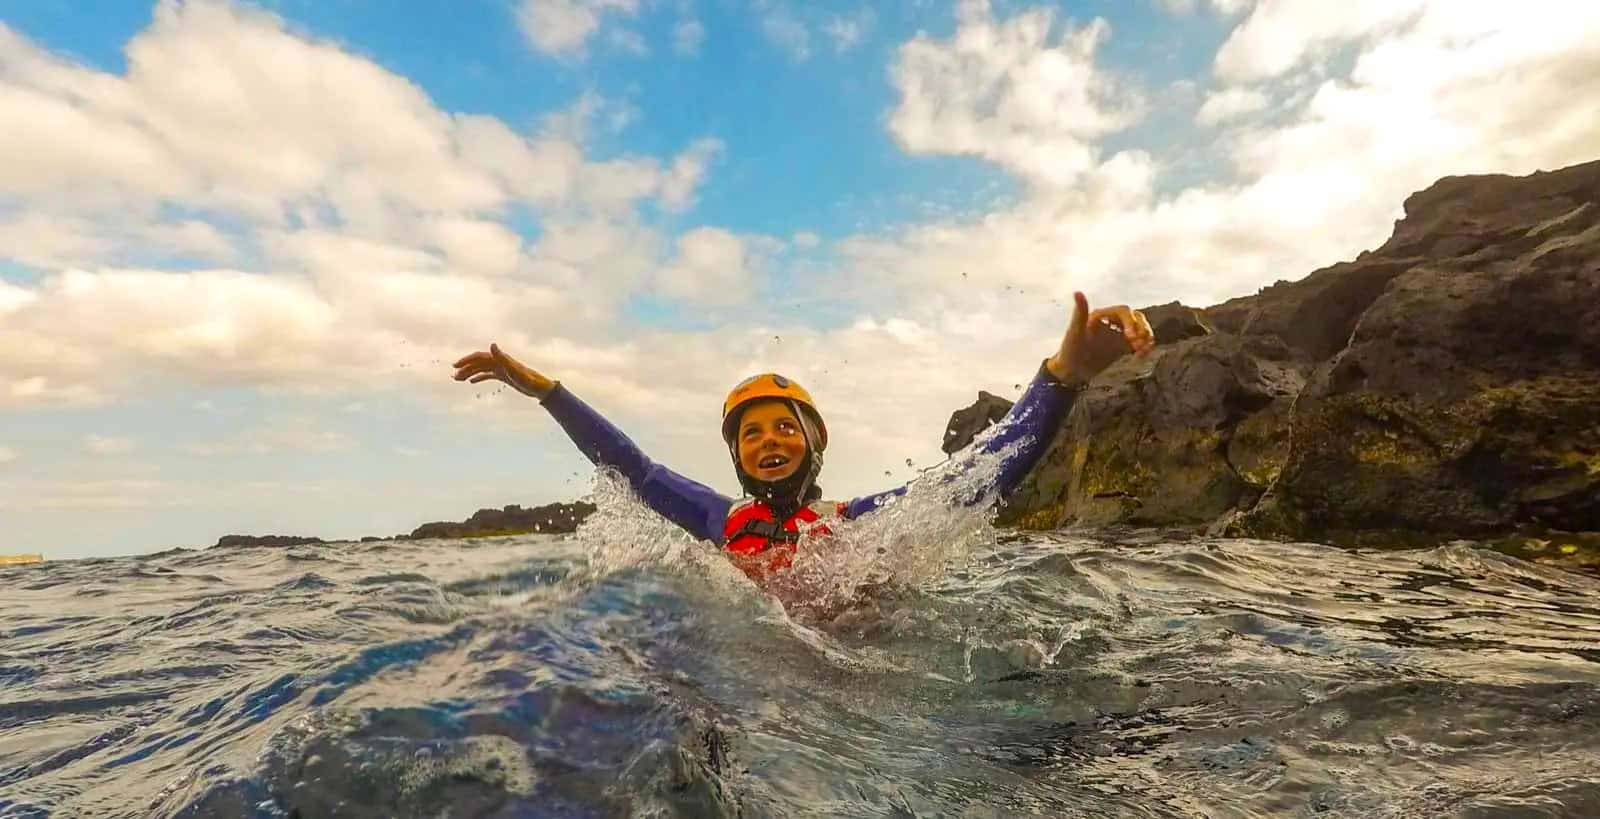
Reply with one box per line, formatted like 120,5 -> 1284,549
962,158 -> 1600,547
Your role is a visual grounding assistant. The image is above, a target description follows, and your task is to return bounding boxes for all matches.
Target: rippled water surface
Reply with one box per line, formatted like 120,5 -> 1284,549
5,504 -> 1600,817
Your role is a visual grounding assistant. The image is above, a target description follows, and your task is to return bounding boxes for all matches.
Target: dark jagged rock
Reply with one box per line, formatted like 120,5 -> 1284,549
212,501 -> 598,550
214,535 -> 326,548
969,158 -> 1600,551
405,502 -> 597,540
943,391 -> 1015,454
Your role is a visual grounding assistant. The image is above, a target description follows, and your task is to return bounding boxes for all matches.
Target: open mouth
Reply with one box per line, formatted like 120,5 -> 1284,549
758,454 -> 791,470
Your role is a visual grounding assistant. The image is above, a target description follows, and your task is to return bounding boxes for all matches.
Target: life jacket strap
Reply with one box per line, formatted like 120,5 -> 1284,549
727,517 -> 800,545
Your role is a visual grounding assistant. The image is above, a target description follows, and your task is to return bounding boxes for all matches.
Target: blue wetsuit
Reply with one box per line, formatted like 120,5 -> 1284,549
539,363 -> 1080,544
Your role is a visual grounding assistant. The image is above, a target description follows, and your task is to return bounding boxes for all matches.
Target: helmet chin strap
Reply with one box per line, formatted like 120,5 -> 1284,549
731,399 -> 823,518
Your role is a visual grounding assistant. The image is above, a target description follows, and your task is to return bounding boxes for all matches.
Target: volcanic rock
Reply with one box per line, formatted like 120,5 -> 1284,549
405,501 -> 597,540
957,159 -> 1600,547
214,535 -> 326,548
943,391 -> 1015,454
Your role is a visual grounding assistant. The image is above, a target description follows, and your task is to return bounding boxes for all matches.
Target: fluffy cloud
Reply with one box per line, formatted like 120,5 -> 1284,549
1214,0 -> 1426,82
0,3 -> 710,255
0,1 -> 727,411
516,0 -> 640,57
0,269 -> 340,406
865,0 -> 1600,316
1196,86 -> 1269,125
655,228 -> 763,304
888,0 -> 1140,189
0,446 -> 17,464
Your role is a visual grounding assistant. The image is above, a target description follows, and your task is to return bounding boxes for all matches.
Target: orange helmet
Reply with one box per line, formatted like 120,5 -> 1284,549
720,373 -> 828,451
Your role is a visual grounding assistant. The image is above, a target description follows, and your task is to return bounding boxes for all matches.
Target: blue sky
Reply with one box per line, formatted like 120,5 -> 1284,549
3,0 -> 1597,558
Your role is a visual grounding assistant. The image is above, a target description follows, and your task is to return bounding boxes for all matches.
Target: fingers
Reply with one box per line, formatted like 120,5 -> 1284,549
1087,305 -> 1157,356
468,372 -> 501,384
452,350 -> 491,369
452,353 -> 498,382
1129,309 -> 1156,356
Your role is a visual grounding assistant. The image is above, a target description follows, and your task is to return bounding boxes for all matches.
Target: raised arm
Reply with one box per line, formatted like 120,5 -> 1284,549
844,292 -> 1155,518
452,345 -> 733,543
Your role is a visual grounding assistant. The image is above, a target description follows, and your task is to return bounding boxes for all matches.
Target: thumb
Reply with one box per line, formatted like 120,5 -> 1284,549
1069,291 -> 1089,338
490,342 -> 505,363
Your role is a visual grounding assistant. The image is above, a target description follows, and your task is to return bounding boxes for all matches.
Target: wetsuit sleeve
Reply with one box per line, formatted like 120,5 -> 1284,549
540,383 -> 733,543
842,361 -> 1080,519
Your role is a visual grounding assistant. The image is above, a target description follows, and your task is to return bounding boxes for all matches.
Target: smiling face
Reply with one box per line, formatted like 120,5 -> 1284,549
735,400 -> 809,482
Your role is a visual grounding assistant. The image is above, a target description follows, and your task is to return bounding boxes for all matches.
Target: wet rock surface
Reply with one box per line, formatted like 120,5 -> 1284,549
962,159 -> 1600,551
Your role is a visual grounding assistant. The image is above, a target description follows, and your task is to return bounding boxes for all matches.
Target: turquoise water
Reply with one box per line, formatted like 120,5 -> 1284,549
4,486 -> 1600,817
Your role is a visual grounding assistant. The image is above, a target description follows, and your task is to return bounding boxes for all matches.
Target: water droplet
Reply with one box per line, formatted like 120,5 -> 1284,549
905,458 -> 914,467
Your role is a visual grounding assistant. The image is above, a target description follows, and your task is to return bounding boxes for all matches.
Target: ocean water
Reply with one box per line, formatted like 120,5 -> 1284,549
5,476 -> 1600,817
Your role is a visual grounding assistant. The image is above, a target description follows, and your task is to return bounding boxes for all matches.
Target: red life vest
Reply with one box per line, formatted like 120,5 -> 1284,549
722,499 -> 843,579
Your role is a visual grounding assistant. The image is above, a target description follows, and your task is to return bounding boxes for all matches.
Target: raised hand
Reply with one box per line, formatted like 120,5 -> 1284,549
451,343 -> 556,399
1046,292 -> 1156,385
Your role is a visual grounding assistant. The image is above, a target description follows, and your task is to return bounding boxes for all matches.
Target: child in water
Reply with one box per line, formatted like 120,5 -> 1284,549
452,292 -> 1154,585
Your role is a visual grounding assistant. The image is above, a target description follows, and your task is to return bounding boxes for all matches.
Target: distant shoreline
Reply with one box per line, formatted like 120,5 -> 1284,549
211,501 -> 598,550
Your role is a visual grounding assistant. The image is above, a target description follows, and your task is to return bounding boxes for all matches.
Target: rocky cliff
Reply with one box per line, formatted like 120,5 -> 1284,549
956,159 -> 1600,553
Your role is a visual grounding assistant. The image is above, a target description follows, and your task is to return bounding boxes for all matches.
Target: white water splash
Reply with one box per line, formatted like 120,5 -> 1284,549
566,423 -> 1028,627
762,432 -> 1028,623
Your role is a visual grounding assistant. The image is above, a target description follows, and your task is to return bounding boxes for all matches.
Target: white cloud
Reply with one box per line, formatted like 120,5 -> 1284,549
516,0 -> 640,57
0,4 -> 728,412
1214,0 -> 1426,82
655,228 -> 760,304
1197,86 -> 1269,125
0,446 -> 16,464
673,19 -> 706,56
85,435 -> 137,455
421,217 -> 524,278
823,10 -> 874,53
659,138 -> 724,211
857,0 -> 1600,325
792,231 -> 821,249
887,0 -> 1141,188
0,268 -> 341,407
